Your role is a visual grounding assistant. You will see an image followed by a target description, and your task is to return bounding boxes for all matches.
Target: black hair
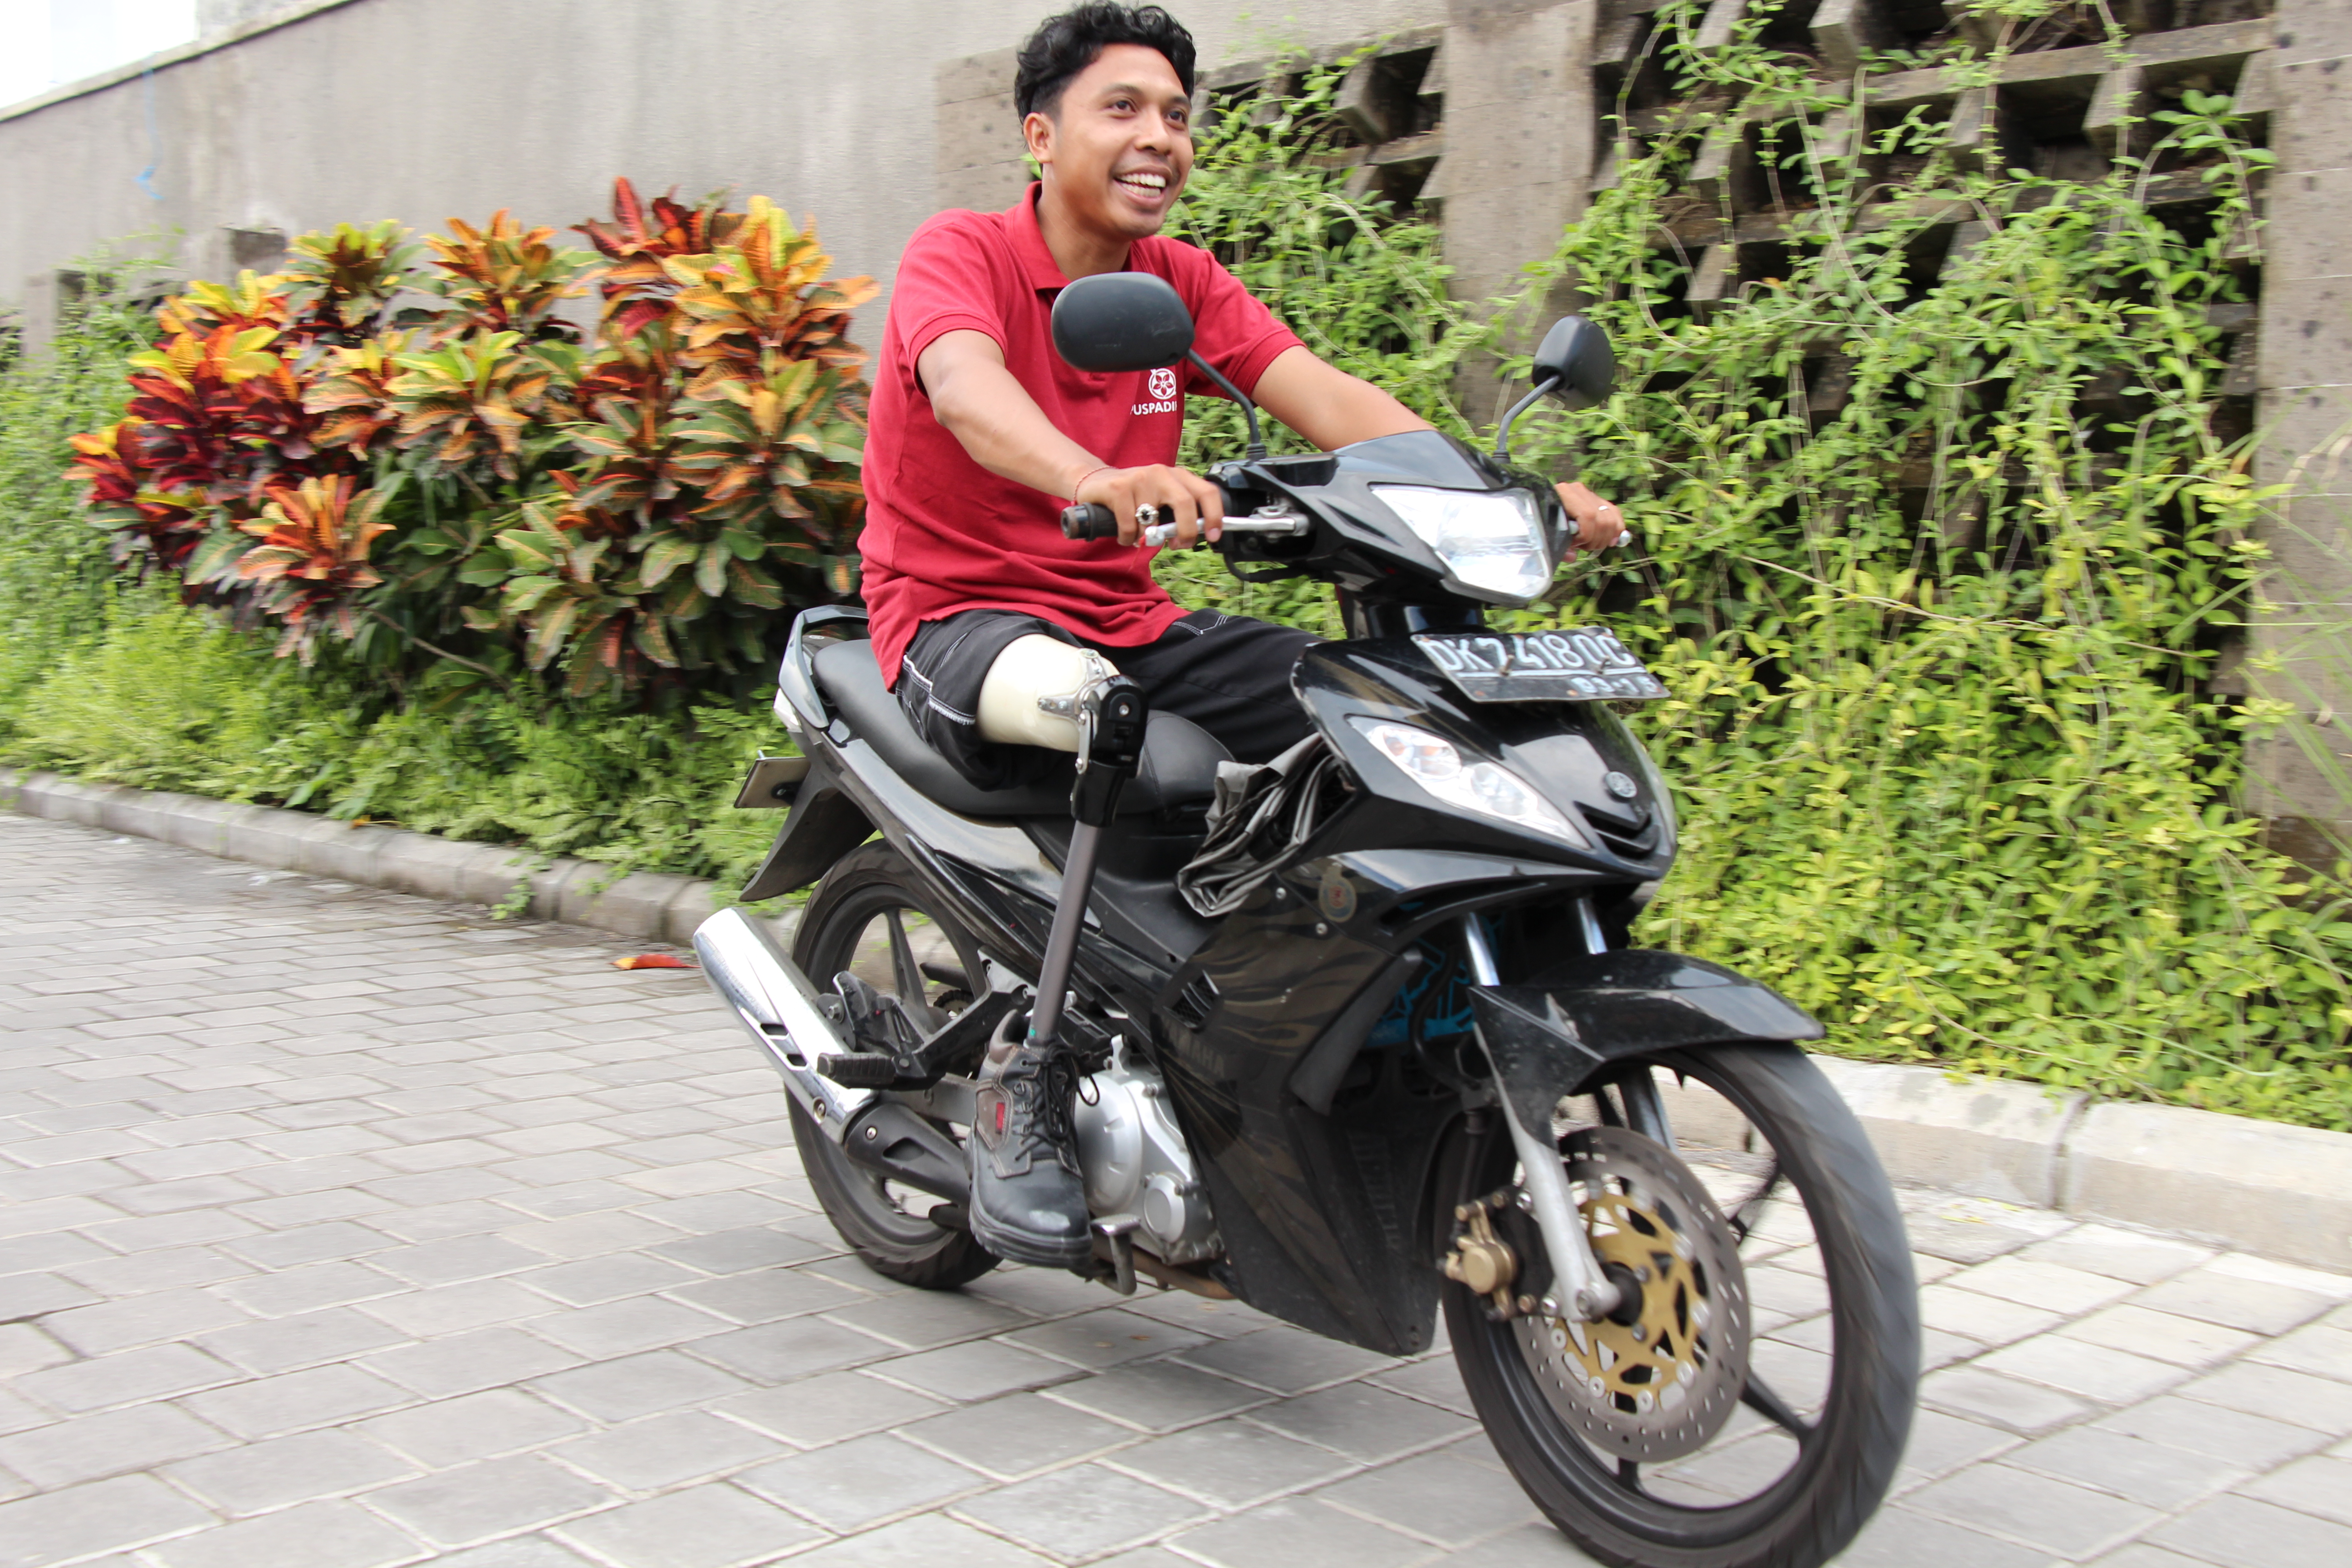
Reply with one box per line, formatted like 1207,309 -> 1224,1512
1014,5 -> 1198,119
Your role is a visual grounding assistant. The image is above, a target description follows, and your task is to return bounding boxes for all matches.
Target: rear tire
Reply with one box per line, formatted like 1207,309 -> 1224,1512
788,841 -> 1000,1290
1445,1044 -> 1918,1568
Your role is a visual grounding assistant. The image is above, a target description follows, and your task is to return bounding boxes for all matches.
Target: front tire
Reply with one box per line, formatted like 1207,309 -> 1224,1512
789,841 -> 1000,1290
1445,1044 -> 1918,1568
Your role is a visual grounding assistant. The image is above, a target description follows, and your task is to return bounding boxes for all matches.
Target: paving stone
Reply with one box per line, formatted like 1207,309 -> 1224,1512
1000,1305 -> 1210,1371
15,1341 -> 242,1413
2176,1360 -> 2352,1433
901,1391 -> 1138,1480
361,1326 -> 583,1398
194,1306 -> 410,1376
552,1483 -> 823,1568
647,1225 -> 833,1274
1105,1416 -> 1358,1509
514,1253 -> 701,1306
1917,1365 -> 2094,1434
1247,1381 -> 1479,1463
1167,1495 -> 1436,1568
866,1339 -> 1081,1403
711,1370 -> 950,1448
820,1286 -> 1029,1350
353,1279 -> 551,1338
954,1461 -> 1209,1558
145,1499 -> 427,1568
0,1322 -> 75,1380
531,1349 -> 753,1423
2251,1322 -> 2352,1383
1975,1336 -> 2191,1405
2132,1266 -> 2339,1336
783,1511 -> 1053,1568
1830,1502 -> 2053,1568
2146,1492 -> 2352,1568
1946,1256 -> 2140,1315
181,1362 -> 413,1438
2241,1452 -> 2352,1532
733,1431 -> 987,1531
1310,1443 -> 1539,1546
0,1471 -> 218,1564
549,1409 -> 785,1490
1917,1282 -> 2068,1348
2006,1424 -> 2242,1508
358,1388 -> 588,1467
0,1402 -> 236,1490
1040,1359 -> 1277,1433
363,1454 -> 619,1548
1364,1355 -> 1477,1418
2019,1225 -> 2213,1285
2060,1303 -> 2266,1368
1175,1324 -> 1396,1395
164,1428 -> 418,1514
688,1316 -> 895,1384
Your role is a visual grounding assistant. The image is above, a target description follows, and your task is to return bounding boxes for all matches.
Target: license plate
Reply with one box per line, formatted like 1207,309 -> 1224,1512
1413,627 -> 1667,703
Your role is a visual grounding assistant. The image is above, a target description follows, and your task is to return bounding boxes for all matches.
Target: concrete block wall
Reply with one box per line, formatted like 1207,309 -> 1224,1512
2248,0 -> 2352,865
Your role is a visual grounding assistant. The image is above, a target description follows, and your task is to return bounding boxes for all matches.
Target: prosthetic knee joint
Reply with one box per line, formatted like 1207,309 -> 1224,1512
975,637 -> 1147,826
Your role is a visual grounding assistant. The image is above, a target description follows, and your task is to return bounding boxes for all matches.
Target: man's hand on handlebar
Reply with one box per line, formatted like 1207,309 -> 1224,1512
1556,480 -> 1631,557
1072,464 -> 1225,548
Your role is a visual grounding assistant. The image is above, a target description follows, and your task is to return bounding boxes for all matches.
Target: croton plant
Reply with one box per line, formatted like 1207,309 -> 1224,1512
68,181 -> 873,697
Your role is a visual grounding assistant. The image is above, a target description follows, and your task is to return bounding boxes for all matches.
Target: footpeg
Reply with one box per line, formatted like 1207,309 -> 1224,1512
815,1052 -> 898,1088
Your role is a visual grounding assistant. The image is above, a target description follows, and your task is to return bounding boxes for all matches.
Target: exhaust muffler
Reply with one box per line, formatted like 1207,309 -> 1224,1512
692,906 -> 872,1138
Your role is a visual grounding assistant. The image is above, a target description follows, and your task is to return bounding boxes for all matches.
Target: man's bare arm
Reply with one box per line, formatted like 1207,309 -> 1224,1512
918,329 -> 1223,545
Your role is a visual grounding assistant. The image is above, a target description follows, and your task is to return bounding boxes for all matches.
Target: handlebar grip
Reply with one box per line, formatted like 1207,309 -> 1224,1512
1060,502 -> 1120,540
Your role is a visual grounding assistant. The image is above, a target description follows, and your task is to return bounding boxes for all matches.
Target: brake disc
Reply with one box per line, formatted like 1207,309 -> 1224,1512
1511,1123 -> 1751,1463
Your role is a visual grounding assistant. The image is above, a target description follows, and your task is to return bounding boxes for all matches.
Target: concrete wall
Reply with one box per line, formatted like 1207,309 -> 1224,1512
0,0 -> 1441,344
2247,0 -> 2352,864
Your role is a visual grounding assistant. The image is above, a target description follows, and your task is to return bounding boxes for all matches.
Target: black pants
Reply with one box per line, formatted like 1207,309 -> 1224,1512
897,608 -> 1318,791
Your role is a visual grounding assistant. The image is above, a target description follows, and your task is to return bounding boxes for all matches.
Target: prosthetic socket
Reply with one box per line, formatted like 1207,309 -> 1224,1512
975,635 -> 1146,827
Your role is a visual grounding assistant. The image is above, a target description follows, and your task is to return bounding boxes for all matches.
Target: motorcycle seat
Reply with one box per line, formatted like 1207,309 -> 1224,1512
811,639 -> 1232,819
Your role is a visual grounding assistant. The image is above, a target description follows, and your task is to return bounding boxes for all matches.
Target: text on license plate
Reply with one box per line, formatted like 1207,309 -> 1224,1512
1413,628 -> 1668,702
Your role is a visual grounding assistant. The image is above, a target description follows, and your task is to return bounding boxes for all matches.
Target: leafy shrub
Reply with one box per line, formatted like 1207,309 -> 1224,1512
69,183 -> 873,699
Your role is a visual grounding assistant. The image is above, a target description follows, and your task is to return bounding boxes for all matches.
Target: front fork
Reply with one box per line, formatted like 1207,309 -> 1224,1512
1460,911 -> 1627,1323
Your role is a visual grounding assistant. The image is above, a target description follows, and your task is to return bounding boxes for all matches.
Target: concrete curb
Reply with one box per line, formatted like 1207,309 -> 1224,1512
0,767 -> 728,948
7,767 -> 2350,1273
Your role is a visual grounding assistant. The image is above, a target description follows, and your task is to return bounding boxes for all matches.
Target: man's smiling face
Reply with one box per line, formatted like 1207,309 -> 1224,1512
1026,42 -> 1195,246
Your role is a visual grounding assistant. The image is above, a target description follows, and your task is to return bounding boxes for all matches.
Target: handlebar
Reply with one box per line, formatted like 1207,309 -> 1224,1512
1058,500 -> 1310,549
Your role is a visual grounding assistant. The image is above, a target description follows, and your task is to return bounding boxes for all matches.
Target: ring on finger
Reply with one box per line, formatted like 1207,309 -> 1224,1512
1134,503 -> 1158,529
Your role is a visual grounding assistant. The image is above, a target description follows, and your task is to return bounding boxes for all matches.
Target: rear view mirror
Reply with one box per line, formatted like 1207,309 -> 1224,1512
1531,316 -> 1615,411
1051,272 -> 1196,374
1492,315 -> 1616,460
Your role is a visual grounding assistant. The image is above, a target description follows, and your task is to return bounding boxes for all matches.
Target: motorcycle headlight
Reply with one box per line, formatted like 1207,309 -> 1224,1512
1372,485 -> 1553,600
1351,719 -> 1590,849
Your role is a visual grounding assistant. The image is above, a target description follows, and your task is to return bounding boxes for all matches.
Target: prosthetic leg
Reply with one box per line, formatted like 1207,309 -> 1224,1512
965,638 -> 1148,1267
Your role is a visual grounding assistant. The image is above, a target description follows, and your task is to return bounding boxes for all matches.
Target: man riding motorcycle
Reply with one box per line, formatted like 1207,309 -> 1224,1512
859,2 -> 1626,1267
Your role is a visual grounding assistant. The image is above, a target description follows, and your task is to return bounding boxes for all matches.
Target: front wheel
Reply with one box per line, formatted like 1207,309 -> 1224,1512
1445,1043 -> 1918,1568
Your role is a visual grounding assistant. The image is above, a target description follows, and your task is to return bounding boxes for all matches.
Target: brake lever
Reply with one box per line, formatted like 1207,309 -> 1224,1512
1140,507 -> 1311,549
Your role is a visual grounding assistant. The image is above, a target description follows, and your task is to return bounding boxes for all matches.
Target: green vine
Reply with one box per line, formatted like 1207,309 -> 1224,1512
1172,9 -> 2352,1127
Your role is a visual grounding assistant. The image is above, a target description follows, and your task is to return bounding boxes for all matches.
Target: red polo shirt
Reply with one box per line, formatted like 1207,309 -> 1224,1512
859,184 -> 1303,685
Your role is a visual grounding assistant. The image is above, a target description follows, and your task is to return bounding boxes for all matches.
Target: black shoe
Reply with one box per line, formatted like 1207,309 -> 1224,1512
966,1020 -> 1091,1268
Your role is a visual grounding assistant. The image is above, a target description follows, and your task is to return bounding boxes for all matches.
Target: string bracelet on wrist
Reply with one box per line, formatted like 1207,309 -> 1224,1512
1069,465 -> 1114,501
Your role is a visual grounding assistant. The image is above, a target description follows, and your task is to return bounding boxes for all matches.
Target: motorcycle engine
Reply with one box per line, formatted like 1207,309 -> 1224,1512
1073,1045 -> 1220,1265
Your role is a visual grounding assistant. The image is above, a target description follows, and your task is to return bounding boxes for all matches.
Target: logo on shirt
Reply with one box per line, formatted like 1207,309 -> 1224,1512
1132,364 -> 1181,416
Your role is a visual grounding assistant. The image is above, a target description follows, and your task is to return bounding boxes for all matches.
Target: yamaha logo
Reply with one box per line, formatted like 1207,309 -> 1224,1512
1148,367 -> 1180,400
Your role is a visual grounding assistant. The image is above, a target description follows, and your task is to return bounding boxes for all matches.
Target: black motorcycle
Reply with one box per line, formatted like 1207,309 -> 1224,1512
695,273 -> 1918,1568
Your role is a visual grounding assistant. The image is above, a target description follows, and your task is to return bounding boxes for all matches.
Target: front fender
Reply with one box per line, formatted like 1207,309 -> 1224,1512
1470,949 -> 1821,1128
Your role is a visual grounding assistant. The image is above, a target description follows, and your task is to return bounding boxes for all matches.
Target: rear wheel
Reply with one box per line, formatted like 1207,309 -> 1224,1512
1445,1044 -> 1918,1568
789,840 -> 999,1290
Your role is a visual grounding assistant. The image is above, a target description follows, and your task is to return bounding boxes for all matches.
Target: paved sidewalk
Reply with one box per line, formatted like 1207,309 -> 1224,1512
2,813 -> 2349,1568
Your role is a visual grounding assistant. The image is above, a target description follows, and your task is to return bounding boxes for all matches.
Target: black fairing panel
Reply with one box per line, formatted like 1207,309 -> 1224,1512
1292,639 -> 1676,877
1152,882 -> 1450,1356
1470,949 -> 1823,1130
